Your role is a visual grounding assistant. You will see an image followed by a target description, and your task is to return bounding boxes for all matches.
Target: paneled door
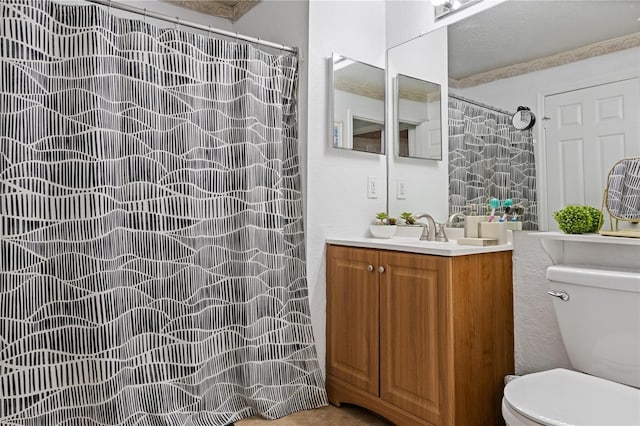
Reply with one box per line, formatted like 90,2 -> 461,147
379,251 -> 451,425
326,245 -> 380,395
543,78 -> 640,230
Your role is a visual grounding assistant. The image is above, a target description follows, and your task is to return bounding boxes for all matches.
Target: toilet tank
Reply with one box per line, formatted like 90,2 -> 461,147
547,265 -> 640,388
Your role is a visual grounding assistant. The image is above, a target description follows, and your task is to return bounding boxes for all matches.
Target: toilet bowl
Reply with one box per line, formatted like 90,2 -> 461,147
502,265 -> 640,425
502,369 -> 640,426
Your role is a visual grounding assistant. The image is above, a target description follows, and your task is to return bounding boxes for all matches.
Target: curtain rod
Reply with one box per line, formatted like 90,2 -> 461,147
84,0 -> 298,55
449,94 -> 513,116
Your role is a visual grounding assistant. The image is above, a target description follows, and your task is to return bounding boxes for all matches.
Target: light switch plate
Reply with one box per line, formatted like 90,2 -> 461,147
367,176 -> 378,199
397,178 -> 407,199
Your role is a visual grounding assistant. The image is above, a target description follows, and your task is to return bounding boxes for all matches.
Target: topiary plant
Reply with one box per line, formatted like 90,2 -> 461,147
553,205 -> 593,234
583,206 -> 603,233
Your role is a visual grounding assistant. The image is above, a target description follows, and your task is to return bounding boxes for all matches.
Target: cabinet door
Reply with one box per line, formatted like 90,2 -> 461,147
326,245 -> 379,395
379,251 -> 453,425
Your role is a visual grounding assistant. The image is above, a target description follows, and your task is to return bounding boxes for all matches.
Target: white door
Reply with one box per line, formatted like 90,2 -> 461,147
543,78 -> 640,230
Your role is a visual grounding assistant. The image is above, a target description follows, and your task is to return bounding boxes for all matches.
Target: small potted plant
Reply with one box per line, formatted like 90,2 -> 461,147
370,212 -> 397,238
400,212 -> 416,225
396,211 -> 424,238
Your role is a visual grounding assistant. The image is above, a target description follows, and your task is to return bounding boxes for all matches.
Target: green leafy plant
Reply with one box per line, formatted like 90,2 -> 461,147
553,205 -> 601,234
583,206 -> 603,232
374,212 -> 396,225
400,212 -> 416,225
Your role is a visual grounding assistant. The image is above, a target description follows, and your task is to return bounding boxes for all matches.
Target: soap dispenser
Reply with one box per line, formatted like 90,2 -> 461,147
464,204 -> 484,238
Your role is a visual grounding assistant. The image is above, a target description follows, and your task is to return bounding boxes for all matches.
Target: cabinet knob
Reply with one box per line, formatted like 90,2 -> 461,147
378,266 -> 385,273
367,265 -> 374,272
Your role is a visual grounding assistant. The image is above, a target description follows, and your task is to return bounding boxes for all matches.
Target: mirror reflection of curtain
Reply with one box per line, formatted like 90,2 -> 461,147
448,99 -> 538,230
0,0 -> 327,424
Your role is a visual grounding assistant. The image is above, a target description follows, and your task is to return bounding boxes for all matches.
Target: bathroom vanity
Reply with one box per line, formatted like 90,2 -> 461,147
325,238 -> 514,426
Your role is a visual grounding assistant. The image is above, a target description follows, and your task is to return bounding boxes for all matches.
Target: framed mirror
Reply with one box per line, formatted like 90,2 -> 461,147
602,157 -> 640,230
395,74 -> 442,160
330,53 -> 385,155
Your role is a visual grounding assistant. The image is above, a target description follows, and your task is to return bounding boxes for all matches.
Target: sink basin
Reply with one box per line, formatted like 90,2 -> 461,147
392,226 -> 513,245
394,225 -> 424,238
444,227 -> 464,240
391,226 -> 465,241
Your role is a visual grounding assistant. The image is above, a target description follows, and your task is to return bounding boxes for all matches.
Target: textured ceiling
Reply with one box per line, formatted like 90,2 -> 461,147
448,0 -> 640,82
161,0 -> 260,22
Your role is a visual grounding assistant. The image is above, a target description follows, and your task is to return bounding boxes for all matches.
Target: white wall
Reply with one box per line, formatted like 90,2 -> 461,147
512,232 -> 572,375
385,0 -> 433,49
307,0 -> 388,372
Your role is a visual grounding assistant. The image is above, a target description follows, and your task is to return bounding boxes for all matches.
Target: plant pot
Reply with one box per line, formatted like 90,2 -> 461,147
395,224 -> 423,238
369,224 -> 397,238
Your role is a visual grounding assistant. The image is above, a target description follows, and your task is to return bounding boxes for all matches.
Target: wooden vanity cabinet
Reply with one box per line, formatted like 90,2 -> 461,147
326,245 -> 514,426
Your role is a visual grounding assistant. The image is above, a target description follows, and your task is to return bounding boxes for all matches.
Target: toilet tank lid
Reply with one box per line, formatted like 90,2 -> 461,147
504,368 -> 640,426
546,265 -> 640,292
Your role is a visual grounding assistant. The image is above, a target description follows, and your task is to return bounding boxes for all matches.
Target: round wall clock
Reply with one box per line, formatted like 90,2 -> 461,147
511,106 -> 536,130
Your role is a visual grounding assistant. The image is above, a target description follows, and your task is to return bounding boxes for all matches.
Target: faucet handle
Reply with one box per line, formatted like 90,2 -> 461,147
435,223 -> 448,242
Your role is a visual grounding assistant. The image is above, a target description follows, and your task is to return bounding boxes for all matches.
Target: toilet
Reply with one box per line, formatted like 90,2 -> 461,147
502,265 -> 640,425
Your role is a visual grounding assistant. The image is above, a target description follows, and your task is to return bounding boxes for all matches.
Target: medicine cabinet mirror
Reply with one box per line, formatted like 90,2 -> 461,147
330,53 -> 385,155
395,74 -> 442,160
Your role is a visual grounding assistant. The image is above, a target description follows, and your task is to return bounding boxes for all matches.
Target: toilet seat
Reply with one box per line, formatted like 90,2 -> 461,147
503,368 -> 640,426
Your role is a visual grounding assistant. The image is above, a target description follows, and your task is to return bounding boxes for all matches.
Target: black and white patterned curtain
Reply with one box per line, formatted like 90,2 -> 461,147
448,98 -> 538,230
0,1 -> 327,424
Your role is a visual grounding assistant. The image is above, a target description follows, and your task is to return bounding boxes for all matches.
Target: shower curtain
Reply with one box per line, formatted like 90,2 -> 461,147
0,1 -> 327,424
448,98 -> 538,230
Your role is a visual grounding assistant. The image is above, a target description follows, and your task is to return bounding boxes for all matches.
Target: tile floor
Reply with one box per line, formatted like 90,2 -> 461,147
236,404 -> 393,425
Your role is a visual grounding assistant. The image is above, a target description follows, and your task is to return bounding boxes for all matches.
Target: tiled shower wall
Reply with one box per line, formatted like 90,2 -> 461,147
448,98 -> 538,230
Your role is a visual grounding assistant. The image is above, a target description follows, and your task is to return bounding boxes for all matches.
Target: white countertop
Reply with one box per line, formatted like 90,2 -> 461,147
326,236 -> 513,257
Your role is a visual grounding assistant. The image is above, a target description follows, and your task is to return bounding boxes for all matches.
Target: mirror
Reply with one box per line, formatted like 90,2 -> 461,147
331,53 -> 385,155
395,74 -> 442,160
387,0 -> 640,230
604,157 -> 640,224
386,27 -> 449,223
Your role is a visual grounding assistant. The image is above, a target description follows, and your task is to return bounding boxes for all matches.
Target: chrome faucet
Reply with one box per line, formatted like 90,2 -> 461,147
447,212 -> 466,228
414,213 -> 448,242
